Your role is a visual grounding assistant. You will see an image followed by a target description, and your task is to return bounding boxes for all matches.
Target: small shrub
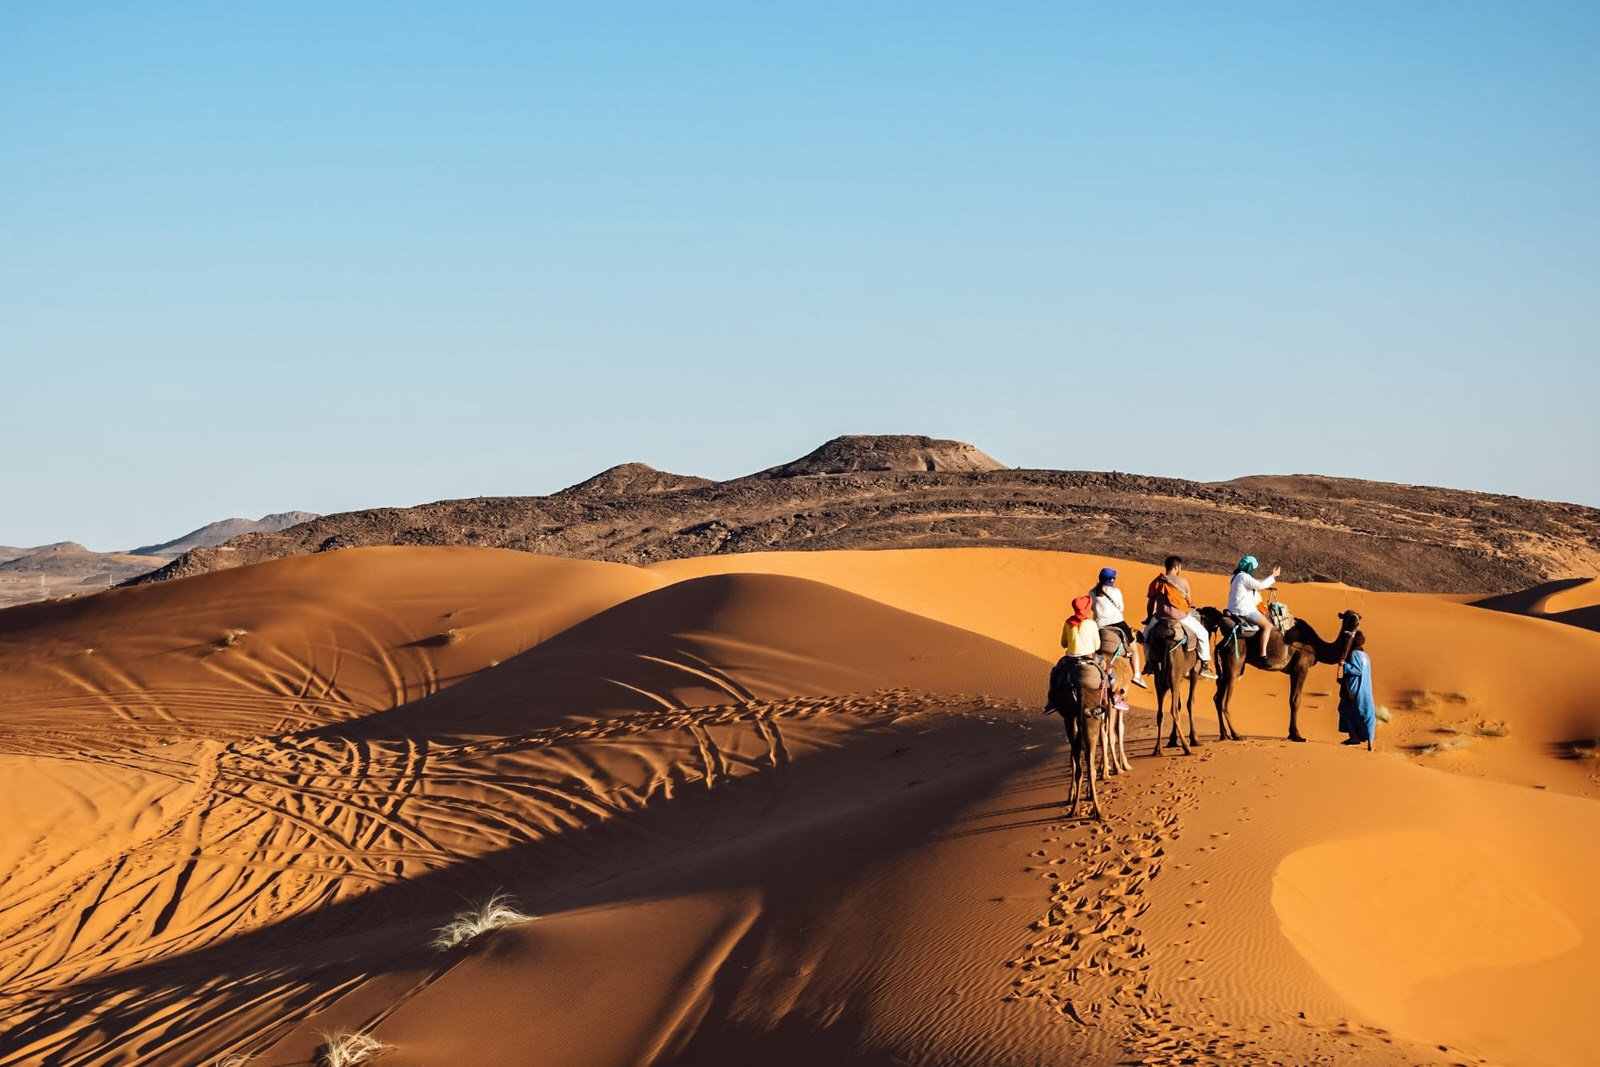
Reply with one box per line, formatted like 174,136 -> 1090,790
1572,741 -> 1600,761
217,628 -> 248,649
1476,721 -> 1511,738
428,628 -> 463,647
431,892 -> 535,951
1418,736 -> 1470,757
317,1030 -> 386,1067
1399,690 -> 1471,713
1375,705 -> 1392,723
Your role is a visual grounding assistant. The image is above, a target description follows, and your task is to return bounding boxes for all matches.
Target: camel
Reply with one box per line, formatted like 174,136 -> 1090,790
1198,606 -> 1362,742
1147,617 -> 1202,756
1047,655 -> 1107,820
1096,628 -> 1133,776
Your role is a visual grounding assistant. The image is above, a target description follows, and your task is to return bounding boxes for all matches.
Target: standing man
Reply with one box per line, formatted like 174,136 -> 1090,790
1142,556 -> 1215,679
1337,631 -> 1377,749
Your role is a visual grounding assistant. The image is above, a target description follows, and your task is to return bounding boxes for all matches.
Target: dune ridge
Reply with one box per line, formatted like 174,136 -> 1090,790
1,544 -> 1597,1066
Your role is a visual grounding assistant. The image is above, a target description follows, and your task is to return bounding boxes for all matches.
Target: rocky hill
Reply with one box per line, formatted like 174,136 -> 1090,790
128,435 -> 1600,596
0,543 -> 168,608
0,513 -> 319,610
130,511 -> 321,558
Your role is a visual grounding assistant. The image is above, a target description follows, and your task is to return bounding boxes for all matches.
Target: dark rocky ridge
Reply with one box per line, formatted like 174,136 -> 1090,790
131,435 -> 1600,596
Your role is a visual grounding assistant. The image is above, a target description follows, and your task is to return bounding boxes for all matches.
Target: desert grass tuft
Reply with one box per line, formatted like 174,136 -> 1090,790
317,1030 -> 387,1067
1417,736 -> 1471,757
1475,721 -> 1511,738
217,628 -> 248,649
1571,740 -> 1600,761
213,1056 -> 254,1067
429,628 -> 464,647
431,892 -> 535,951
1375,704 -> 1392,723
1398,690 -> 1471,713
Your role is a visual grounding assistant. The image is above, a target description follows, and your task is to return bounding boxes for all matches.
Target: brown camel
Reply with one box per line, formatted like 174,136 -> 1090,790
1199,607 -> 1362,742
1147,617 -> 1201,756
1097,628 -> 1133,776
1047,654 -> 1107,820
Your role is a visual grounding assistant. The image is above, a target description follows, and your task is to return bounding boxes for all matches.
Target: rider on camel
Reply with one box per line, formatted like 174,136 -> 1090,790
1228,555 -> 1282,659
1142,556 -> 1215,679
1090,566 -> 1147,689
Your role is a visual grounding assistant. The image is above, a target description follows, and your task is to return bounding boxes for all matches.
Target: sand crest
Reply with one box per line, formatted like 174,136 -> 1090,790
0,545 -> 1596,1066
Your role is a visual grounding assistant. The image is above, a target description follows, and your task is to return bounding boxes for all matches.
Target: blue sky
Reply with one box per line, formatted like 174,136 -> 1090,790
3,2 -> 1597,550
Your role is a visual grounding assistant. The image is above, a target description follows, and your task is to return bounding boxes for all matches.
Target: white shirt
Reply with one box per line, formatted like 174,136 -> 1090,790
1227,570 -> 1275,615
1091,584 -> 1125,626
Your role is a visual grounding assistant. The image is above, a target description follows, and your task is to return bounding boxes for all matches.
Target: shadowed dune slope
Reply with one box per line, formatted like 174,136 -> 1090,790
0,546 -> 662,749
1472,575 -> 1600,632
341,571 -> 1044,741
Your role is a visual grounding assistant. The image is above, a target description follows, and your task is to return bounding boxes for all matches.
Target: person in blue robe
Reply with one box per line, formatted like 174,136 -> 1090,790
1337,631 -> 1376,748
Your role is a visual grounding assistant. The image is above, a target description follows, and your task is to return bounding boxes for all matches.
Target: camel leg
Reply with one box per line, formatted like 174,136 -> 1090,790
1066,740 -> 1080,812
1166,670 -> 1181,747
1287,663 -> 1310,742
1099,714 -> 1114,778
1113,705 -> 1131,772
1186,672 -> 1201,747
1065,714 -> 1081,812
1151,683 -> 1165,757
1213,668 -> 1231,740
1083,709 -> 1104,821
1173,674 -> 1193,754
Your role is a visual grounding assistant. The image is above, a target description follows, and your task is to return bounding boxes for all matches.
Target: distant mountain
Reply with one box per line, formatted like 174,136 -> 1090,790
130,434 -> 1600,596
0,542 -> 168,609
757,434 -> 1007,477
0,542 -> 163,579
130,511 -> 319,558
0,512 -> 317,610
556,463 -> 714,498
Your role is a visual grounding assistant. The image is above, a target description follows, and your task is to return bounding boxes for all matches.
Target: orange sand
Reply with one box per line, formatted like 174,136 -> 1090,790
1,545 -> 1596,1066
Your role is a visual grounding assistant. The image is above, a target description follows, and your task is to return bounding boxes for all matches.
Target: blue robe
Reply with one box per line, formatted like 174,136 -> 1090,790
1337,650 -> 1376,742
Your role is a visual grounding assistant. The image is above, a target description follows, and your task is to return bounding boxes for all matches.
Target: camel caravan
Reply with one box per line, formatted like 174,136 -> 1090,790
1047,555 -> 1371,821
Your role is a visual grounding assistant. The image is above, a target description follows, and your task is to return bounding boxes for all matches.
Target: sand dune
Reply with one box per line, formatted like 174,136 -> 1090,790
1,545 -> 1596,1066
1473,575 -> 1600,632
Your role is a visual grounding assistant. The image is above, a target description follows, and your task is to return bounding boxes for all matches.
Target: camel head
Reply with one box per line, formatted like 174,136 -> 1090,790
1337,610 -> 1362,636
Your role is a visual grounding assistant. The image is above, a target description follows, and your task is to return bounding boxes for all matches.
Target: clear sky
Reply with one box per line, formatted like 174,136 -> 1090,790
4,2 -> 1597,550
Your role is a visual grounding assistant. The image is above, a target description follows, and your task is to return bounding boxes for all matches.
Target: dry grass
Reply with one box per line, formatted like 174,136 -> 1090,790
213,1056 -> 254,1067
1475,721 -> 1511,738
431,892 -> 535,951
317,1030 -> 387,1067
427,627 -> 464,647
1571,741 -> 1600,761
1417,736 -> 1471,757
217,628 -> 248,649
1398,690 -> 1471,713
1375,704 -> 1392,723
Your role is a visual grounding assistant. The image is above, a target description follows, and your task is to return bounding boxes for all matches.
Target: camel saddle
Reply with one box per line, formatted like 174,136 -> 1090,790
1222,611 -> 1261,635
1149,618 -> 1194,652
1047,655 -> 1105,714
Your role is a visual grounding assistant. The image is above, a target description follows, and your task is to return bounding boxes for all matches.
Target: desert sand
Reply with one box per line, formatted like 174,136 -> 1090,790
1,545 -> 1597,1066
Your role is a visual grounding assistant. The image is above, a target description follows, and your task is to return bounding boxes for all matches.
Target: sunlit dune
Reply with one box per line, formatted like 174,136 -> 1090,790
1,545 -> 1596,1066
